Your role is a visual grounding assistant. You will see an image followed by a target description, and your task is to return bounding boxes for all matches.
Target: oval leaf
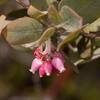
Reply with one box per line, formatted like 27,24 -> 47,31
20,27 -> 56,49
2,17 -> 43,45
59,0 -> 100,23
59,6 -> 82,32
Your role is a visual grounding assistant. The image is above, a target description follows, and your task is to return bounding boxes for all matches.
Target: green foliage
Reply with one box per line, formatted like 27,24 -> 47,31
59,5 -> 82,32
46,0 -> 57,5
37,27 -> 56,45
59,0 -> 100,23
2,17 -> 43,45
80,39 -> 92,59
95,37 -> 100,47
0,0 -> 100,99
57,30 -> 81,51
83,17 -> 100,33
30,0 -> 48,10
48,5 -> 62,24
27,5 -> 47,19
0,0 -> 99,72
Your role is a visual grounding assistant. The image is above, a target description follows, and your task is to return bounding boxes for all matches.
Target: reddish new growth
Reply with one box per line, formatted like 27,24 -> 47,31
29,39 -> 66,77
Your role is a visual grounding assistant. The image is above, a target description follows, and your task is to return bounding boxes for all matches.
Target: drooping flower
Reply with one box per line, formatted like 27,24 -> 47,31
39,60 -> 52,77
52,52 -> 65,73
52,51 -> 64,62
30,39 -> 66,77
29,58 -> 43,74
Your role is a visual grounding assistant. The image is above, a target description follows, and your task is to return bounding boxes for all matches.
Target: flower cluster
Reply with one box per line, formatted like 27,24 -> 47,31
29,44 -> 66,77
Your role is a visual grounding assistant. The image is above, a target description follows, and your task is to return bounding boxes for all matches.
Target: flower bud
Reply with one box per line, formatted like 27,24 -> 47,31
52,57 -> 65,73
29,58 -> 43,74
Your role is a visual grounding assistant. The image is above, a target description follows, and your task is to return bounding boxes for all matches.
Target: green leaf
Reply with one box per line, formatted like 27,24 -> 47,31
46,0 -> 57,5
0,15 -> 10,34
80,45 -> 92,59
20,27 -> 56,49
12,45 -> 30,51
57,29 -> 81,50
30,0 -> 48,10
59,6 -> 82,32
48,5 -> 62,24
59,0 -> 100,23
2,17 -> 43,45
83,17 -> 100,33
37,27 -> 56,45
27,5 -> 47,19
95,37 -> 100,47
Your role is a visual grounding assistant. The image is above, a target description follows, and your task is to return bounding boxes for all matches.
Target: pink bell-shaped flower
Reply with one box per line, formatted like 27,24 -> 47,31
53,51 -> 64,62
52,56 -> 65,73
44,60 -> 52,76
39,66 -> 45,77
30,38 -> 66,77
29,58 -> 43,74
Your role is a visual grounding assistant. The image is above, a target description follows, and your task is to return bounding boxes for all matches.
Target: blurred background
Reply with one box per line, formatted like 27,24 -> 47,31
0,0 -> 100,100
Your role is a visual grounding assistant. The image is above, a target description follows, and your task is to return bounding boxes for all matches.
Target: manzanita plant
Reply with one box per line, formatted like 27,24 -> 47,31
0,0 -> 100,77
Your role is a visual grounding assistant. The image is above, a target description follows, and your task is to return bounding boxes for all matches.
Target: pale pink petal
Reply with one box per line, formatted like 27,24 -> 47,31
52,57 -> 65,73
53,52 -> 64,63
29,58 -> 43,74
